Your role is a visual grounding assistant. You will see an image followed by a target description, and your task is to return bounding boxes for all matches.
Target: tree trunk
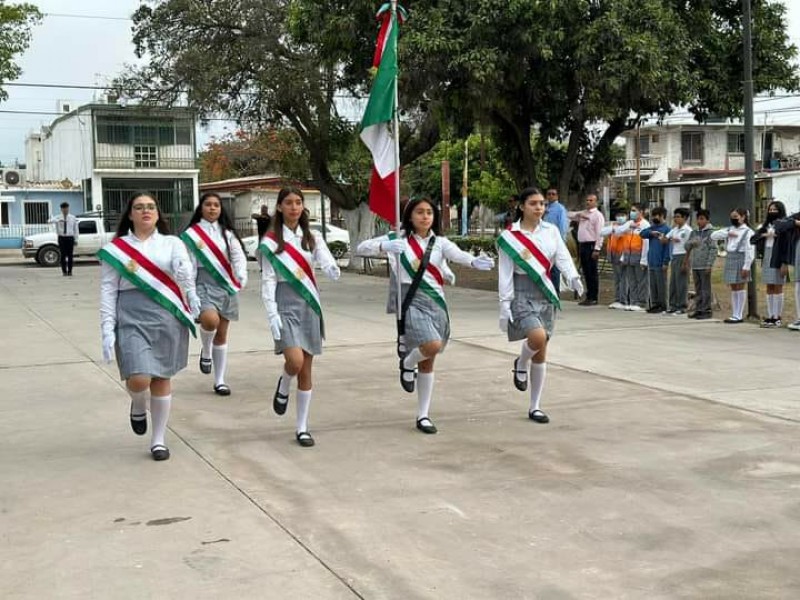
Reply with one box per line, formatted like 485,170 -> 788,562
342,202 -> 375,271
489,109 -> 536,189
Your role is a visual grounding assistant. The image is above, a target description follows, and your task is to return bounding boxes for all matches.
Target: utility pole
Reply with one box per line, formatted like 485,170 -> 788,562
743,0 -> 758,318
634,122 -> 641,205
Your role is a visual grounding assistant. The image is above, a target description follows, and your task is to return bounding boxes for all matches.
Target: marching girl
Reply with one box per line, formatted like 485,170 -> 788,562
181,193 -> 248,395
711,207 -> 755,324
497,187 -> 583,423
260,187 -> 340,448
99,192 -> 201,462
357,198 -> 495,435
750,200 -> 787,327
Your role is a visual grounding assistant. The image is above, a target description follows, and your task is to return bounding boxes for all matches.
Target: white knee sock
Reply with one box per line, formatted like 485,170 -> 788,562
416,372 -> 434,420
212,344 -> 228,387
403,347 -> 425,369
516,341 -> 539,384
278,369 -> 295,397
736,290 -> 747,319
796,282 -> 800,319
150,394 -> 171,448
128,388 -> 148,418
731,291 -> 741,319
529,363 -> 547,412
775,293 -> 784,319
200,327 -> 215,359
765,294 -> 774,318
296,389 -> 312,433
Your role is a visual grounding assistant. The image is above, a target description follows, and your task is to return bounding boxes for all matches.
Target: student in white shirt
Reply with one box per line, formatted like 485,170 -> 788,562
664,207 -> 693,314
183,193 -> 248,395
751,200 -> 788,327
261,187 -> 340,448
49,202 -> 79,276
711,207 -> 755,323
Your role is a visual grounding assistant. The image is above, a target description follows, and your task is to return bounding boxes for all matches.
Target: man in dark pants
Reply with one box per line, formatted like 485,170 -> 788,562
49,202 -> 78,276
569,193 -> 604,305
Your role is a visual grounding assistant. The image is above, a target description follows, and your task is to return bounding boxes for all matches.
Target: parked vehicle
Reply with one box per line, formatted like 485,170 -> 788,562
241,221 -> 350,260
22,214 -> 114,267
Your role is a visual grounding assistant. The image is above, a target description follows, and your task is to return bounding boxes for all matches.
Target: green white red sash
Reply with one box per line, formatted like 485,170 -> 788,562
180,224 -> 241,295
259,233 -> 322,316
397,234 -> 448,313
497,229 -> 561,309
97,238 -> 197,336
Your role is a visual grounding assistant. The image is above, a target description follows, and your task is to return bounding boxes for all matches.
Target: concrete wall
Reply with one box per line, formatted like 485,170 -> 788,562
232,189 -> 324,222
41,113 -> 93,182
771,175 -> 800,214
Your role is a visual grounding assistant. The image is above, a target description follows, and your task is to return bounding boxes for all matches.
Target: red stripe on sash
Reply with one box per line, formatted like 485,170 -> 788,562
406,235 -> 444,286
511,231 -> 551,274
190,224 -> 240,286
265,232 -> 317,286
112,238 -> 189,309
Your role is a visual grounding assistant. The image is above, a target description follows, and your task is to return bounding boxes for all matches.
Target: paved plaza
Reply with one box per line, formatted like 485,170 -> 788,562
2,258 -> 800,599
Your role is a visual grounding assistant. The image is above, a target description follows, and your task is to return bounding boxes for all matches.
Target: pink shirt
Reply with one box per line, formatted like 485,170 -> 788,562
574,208 -> 604,250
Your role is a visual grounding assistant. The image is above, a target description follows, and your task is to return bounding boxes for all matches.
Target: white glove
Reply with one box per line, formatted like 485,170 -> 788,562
499,301 -> 513,332
382,239 -> 405,255
102,330 -> 115,364
443,266 -> 456,286
323,264 -> 341,281
237,272 -> 248,290
269,314 -> 282,341
187,291 -> 202,319
570,277 -> 585,297
471,255 -> 495,271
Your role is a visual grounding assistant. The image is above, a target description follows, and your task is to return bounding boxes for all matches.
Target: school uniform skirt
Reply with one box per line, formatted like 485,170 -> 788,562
115,289 -> 189,379
401,283 -> 450,352
507,274 -> 556,340
723,250 -> 751,284
761,244 -> 785,285
795,240 -> 800,282
274,281 -> 324,355
196,268 -> 239,321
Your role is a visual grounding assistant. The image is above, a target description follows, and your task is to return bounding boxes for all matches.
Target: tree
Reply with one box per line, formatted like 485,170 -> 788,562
0,2 -> 41,101
403,0 -> 798,202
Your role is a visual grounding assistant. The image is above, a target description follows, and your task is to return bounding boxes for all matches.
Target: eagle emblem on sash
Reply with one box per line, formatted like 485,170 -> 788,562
126,260 -> 139,273
295,267 -> 305,280
521,249 -> 532,261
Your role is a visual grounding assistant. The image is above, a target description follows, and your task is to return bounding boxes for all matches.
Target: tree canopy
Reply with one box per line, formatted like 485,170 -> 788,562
0,2 -> 41,101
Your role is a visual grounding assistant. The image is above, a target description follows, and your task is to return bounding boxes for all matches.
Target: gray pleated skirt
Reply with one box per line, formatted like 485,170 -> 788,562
795,240 -> 800,282
761,244 -> 785,285
274,281 -> 324,356
115,289 -> 189,379
196,268 -> 239,321
402,283 -> 450,352
507,274 -> 556,340
723,250 -> 750,284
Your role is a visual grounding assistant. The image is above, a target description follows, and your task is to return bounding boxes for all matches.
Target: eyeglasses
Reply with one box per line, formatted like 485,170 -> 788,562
132,203 -> 157,212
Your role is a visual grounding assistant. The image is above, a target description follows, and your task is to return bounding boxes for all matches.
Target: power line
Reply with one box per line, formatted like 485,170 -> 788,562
42,13 -> 131,21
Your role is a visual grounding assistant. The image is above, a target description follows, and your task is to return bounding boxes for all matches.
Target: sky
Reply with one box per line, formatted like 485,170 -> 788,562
1,0 -> 799,167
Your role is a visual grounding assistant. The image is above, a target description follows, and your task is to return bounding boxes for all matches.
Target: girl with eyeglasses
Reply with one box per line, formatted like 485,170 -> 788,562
98,192 -> 201,462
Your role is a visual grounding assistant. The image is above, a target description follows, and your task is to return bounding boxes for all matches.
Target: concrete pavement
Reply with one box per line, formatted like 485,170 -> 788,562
2,259 -> 800,599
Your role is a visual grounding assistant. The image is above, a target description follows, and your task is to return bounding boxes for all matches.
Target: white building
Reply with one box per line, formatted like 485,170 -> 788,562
25,102 -> 199,230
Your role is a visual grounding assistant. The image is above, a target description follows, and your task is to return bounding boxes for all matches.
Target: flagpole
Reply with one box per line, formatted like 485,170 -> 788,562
391,0 -> 402,321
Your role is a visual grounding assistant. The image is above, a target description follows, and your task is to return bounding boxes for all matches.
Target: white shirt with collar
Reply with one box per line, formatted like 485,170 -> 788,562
665,223 -> 693,255
186,218 -> 248,288
356,230 -> 476,286
498,220 -> 579,302
50,213 -> 79,237
100,231 -> 196,334
261,224 -> 340,305
711,224 -> 755,267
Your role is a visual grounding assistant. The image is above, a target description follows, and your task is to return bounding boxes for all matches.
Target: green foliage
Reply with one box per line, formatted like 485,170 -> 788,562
0,2 -> 41,101
448,236 -> 498,257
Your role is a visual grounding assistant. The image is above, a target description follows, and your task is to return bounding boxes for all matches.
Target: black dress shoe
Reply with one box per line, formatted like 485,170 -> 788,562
416,417 -> 438,434
199,356 -> 212,374
214,384 -> 231,396
399,359 -> 416,393
130,413 -> 147,436
528,409 -> 550,423
723,317 -> 743,324
273,377 -> 288,415
694,313 -> 712,320
578,299 -> 598,306
296,431 -> 315,447
150,445 -> 170,461
512,357 -> 528,391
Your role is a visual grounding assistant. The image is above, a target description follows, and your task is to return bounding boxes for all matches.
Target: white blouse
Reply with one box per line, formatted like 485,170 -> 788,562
260,225 -> 339,304
186,219 -> 248,288
498,221 -> 579,303
100,231 -> 196,334
711,224 -> 755,267
356,231 -> 476,286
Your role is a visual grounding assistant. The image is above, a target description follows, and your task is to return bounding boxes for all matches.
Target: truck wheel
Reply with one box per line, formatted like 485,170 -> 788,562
37,245 -> 61,267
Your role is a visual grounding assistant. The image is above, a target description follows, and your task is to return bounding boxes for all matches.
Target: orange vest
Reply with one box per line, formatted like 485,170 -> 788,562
606,233 -> 624,255
620,221 -> 645,255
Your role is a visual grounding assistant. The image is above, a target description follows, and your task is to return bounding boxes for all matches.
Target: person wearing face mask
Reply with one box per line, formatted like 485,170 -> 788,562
638,206 -> 672,313
600,210 -> 629,309
614,204 -> 650,311
663,208 -> 693,314
750,200 -> 787,327
711,207 -> 755,323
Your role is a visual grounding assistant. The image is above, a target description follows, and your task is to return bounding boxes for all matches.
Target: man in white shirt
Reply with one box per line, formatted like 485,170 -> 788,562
664,207 -> 693,313
49,202 -> 79,276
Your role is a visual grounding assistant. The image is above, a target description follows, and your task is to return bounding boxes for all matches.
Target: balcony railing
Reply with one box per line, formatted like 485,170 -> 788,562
0,224 -> 52,238
613,156 -> 662,175
94,143 -> 196,170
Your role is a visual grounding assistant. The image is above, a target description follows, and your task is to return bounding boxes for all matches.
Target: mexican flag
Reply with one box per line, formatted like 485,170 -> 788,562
360,4 -> 404,224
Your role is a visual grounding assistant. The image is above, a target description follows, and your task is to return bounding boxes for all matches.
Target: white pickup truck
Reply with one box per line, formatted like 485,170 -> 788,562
22,214 -> 115,267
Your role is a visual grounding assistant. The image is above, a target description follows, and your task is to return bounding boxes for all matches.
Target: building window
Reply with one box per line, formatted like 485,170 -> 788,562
134,145 -> 158,168
681,132 -> 704,162
1,202 -> 8,225
24,201 -> 50,224
638,135 -> 650,155
727,133 -> 745,154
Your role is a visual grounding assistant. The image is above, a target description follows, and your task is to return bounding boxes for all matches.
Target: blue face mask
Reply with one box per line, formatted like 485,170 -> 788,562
616,216 -> 626,224
629,211 -> 638,220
